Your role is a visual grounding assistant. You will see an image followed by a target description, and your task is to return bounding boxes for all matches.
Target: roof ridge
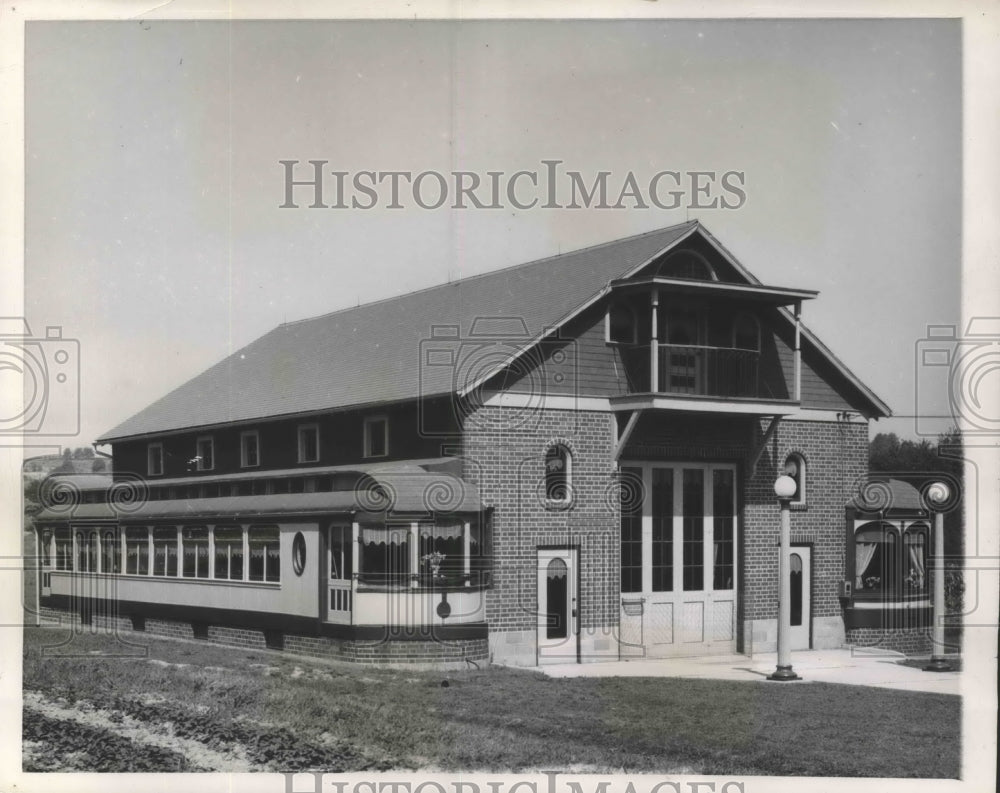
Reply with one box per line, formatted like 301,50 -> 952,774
279,220 -> 699,329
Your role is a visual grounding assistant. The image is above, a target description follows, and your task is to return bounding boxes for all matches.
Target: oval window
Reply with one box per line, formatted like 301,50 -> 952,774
292,532 -> 306,576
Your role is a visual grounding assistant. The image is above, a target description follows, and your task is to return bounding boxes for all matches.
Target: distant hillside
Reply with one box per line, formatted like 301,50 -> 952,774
23,450 -> 110,477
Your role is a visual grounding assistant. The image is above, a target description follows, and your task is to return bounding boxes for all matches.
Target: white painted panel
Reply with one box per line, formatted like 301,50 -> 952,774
711,598 -> 735,641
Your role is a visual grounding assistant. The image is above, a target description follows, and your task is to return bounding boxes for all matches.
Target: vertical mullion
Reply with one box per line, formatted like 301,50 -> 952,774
641,465 -> 652,594
704,465 -> 714,594
673,466 -> 683,595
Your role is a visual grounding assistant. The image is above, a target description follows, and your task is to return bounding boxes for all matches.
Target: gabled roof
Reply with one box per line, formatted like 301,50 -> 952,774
98,222 -> 698,441
99,220 -> 889,442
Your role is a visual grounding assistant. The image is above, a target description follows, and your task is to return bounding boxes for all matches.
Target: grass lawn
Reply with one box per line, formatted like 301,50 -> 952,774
21,625 -> 960,776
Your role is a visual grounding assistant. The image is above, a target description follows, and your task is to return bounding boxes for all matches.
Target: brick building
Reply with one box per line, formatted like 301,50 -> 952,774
35,220 -> 929,664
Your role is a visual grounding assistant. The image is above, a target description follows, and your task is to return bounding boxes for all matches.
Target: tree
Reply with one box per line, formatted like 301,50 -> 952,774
869,427 -> 964,556
52,449 -> 75,474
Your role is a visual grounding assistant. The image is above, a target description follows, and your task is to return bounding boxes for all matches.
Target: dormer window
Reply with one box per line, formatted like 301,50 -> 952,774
147,443 -> 164,476
240,430 -> 260,468
195,436 -> 214,471
364,416 -> 389,458
297,424 -> 320,463
606,302 -> 638,344
656,250 -> 717,281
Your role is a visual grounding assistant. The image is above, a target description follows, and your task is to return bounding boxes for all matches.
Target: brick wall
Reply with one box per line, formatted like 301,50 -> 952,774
461,405 -> 619,639
742,418 -> 868,627
845,627 -> 934,656
35,605 -> 488,664
462,405 -> 869,655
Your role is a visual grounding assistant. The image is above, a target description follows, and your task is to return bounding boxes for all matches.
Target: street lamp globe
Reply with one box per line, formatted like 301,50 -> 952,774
774,475 -> 797,500
926,481 -> 950,507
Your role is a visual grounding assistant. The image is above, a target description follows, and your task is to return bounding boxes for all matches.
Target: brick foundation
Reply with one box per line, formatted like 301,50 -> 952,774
36,606 -> 488,665
845,627 -> 936,656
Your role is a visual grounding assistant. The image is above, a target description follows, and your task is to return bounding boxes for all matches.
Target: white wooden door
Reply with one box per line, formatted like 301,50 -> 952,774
537,548 -> 579,664
327,524 -> 353,624
619,463 -> 737,657
789,546 -> 811,650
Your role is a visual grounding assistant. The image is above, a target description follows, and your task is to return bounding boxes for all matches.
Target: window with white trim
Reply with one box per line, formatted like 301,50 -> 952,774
182,526 -> 210,578
147,443 -> 164,476
213,525 -> 244,580
125,527 -> 150,575
784,453 -> 806,506
54,529 -> 72,571
195,436 -> 215,471
153,526 -> 179,576
102,529 -> 121,574
248,525 -> 280,582
75,530 -> 97,573
364,416 -> 389,458
240,430 -> 260,468
854,521 -> 929,600
297,424 -> 320,463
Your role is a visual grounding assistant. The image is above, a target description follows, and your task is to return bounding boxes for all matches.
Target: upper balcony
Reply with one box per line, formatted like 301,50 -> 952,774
604,271 -> 817,415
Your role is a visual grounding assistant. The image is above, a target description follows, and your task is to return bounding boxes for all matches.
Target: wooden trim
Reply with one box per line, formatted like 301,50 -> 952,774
39,594 -> 489,639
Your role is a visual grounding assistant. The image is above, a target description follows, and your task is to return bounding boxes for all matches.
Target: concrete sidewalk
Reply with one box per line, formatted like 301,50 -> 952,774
538,648 -> 961,695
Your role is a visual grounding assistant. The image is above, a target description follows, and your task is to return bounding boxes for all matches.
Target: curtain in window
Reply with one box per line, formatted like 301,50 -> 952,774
905,532 -> 927,590
855,542 -> 878,589
360,526 -> 410,545
418,521 -> 464,541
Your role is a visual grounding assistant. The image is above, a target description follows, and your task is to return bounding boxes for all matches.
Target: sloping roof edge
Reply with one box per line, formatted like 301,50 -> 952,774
457,221 -> 702,396
460,220 -> 891,418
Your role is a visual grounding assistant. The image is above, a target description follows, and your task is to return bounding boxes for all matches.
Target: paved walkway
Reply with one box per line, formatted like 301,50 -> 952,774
538,648 -> 961,695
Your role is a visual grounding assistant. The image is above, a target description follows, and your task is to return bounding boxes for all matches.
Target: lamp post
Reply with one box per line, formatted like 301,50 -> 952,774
924,481 -> 952,672
769,474 -> 800,681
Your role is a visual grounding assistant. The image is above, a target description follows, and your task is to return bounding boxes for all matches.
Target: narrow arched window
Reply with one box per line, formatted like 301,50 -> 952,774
783,453 -> 806,506
545,444 -> 572,506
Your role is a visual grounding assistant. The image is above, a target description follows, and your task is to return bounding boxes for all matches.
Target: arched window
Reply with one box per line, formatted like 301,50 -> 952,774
732,313 -> 761,351
783,453 -> 806,506
656,250 -> 717,281
855,522 -> 899,596
545,444 -> 572,506
607,303 -> 637,344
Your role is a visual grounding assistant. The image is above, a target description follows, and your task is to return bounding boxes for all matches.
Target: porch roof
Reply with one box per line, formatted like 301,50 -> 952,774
607,275 -> 818,305
33,467 -> 482,522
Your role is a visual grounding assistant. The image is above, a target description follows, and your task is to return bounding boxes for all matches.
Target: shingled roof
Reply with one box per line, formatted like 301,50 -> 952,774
98,220 -> 888,442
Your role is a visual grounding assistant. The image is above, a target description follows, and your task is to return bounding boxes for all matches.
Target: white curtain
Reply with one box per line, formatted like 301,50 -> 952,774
907,543 -> 925,588
855,542 -> 877,588
419,521 -> 464,541
361,526 -> 409,546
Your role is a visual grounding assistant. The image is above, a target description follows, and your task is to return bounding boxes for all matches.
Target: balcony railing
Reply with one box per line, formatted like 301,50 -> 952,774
621,344 -> 764,399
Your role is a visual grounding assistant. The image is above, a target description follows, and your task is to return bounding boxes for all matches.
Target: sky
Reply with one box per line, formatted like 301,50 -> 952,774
21,18 -> 962,449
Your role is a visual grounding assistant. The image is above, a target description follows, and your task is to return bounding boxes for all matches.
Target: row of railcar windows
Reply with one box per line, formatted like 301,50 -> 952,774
43,525 -> 281,583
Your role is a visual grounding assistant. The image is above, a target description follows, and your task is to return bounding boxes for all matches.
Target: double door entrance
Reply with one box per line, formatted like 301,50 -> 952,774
619,462 -> 738,657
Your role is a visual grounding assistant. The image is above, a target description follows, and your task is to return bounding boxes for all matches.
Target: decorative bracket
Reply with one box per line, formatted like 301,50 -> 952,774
749,415 -> 782,477
614,410 -> 642,460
